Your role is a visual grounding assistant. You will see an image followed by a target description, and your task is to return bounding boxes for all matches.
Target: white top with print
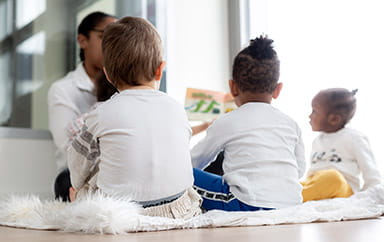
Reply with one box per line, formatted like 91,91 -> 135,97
308,127 -> 382,192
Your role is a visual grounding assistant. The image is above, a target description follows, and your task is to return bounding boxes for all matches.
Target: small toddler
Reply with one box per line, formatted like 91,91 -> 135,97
302,88 -> 382,201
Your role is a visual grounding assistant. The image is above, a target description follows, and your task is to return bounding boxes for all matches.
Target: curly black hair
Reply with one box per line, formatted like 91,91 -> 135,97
232,36 -> 280,93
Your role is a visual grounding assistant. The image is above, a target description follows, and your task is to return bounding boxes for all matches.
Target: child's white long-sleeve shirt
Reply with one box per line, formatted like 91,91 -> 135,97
68,89 -> 194,202
308,127 -> 382,192
191,102 -> 306,209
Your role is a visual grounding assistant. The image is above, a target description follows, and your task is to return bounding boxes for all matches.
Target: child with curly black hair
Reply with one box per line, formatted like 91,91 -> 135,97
191,36 -> 306,211
302,88 -> 382,201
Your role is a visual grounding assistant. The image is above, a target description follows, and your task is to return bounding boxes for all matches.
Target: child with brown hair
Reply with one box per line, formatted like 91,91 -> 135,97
56,73 -> 207,203
67,17 -> 201,218
302,88 -> 382,201
191,36 -> 306,211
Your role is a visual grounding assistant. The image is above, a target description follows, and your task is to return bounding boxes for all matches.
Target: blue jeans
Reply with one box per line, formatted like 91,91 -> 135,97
193,168 -> 274,211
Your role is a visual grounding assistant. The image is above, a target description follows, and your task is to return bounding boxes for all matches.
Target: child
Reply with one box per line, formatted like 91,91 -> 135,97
58,74 -> 208,202
67,17 -> 201,219
191,36 -> 306,211
301,88 -> 382,201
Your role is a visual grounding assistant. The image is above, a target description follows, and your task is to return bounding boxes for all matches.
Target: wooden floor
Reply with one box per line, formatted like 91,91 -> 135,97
1,217 -> 383,242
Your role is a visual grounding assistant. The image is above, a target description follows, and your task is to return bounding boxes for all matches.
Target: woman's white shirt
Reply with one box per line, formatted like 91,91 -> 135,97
48,63 -> 96,171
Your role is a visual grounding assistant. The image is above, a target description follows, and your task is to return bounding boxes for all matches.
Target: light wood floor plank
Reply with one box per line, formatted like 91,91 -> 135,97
0,217 -> 382,242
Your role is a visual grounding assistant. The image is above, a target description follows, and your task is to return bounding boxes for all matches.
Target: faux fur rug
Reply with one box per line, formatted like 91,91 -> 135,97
1,184 -> 383,234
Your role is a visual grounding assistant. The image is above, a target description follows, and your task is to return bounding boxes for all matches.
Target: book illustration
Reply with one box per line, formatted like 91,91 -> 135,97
185,88 -> 236,121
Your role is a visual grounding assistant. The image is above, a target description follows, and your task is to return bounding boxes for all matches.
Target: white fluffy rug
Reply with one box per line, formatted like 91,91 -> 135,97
1,184 -> 384,234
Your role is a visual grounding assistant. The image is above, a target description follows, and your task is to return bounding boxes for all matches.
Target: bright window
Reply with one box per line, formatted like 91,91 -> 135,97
16,0 -> 46,28
0,0 -> 12,40
248,0 -> 384,173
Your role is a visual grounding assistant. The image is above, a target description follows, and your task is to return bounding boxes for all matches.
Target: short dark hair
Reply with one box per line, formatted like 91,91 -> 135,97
232,36 -> 280,93
102,16 -> 163,88
78,11 -> 115,61
322,88 -> 357,125
54,168 -> 71,202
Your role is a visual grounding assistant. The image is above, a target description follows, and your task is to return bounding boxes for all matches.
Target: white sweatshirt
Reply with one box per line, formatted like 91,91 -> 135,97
308,127 -> 382,192
68,89 -> 194,201
191,102 -> 306,209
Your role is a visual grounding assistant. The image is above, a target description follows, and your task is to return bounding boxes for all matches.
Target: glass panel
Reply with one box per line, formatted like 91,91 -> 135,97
76,0 -> 115,22
0,52 -> 12,125
1,0 -> 167,129
76,0 -> 116,64
115,0 -> 142,17
0,0 -> 12,40
147,0 -> 156,27
16,0 -> 46,28
12,32 -> 45,127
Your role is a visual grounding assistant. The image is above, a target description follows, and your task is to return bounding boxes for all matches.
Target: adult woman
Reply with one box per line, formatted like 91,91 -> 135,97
48,12 -> 116,171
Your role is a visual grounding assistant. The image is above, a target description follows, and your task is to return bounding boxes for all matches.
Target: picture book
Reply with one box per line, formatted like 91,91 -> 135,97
184,88 -> 236,121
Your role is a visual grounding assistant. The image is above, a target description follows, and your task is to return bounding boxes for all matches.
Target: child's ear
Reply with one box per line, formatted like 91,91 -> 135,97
77,34 -> 88,49
272,82 -> 283,99
154,61 -> 166,81
229,80 -> 239,97
328,114 -> 343,126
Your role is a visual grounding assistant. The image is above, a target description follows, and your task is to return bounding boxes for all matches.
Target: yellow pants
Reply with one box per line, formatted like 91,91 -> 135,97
301,169 -> 353,202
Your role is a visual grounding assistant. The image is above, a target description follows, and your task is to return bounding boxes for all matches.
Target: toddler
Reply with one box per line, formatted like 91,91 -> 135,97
302,88 -> 382,201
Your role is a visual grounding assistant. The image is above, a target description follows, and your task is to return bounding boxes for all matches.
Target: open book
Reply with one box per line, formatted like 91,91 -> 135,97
184,88 -> 236,121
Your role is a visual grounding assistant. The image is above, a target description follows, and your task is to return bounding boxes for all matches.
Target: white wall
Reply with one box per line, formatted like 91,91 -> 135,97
166,0 -> 231,105
0,134 -> 56,198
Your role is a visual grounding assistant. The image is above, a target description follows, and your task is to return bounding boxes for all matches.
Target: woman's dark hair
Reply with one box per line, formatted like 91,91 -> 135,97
95,72 -> 118,101
78,11 -> 115,61
54,168 -> 72,202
